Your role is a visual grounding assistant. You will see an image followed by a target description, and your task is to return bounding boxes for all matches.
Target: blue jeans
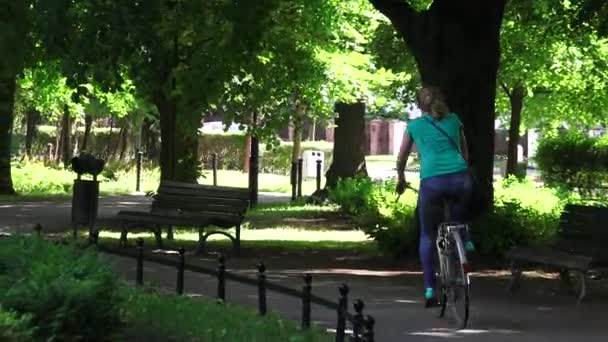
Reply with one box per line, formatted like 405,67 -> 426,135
417,170 -> 472,290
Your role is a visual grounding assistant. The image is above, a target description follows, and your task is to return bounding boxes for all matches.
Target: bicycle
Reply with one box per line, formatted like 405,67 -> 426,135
398,184 -> 472,329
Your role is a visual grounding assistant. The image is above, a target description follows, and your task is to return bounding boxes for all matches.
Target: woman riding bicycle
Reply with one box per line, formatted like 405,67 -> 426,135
396,86 -> 475,307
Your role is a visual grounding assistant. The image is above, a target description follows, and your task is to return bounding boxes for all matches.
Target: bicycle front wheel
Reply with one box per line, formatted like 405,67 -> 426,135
446,249 -> 470,329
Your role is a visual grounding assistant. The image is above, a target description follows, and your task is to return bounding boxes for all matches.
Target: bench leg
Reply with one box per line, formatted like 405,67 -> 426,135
196,228 -> 205,255
72,223 -> 79,241
153,225 -> 163,249
235,224 -> 241,256
119,224 -> 128,247
571,271 -> 588,303
508,260 -> 522,293
167,225 -> 175,240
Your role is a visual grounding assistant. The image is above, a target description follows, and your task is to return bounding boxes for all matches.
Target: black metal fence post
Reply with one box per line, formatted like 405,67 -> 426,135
257,261 -> 267,316
362,315 -> 375,342
177,247 -> 185,295
352,300 -> 365,341
301,274 -> 312,329
217,254 -> 226,303
34,224 -> 42,237
136,238 -> 144,286
291,162 -> 297,201
336,284 -> 349,342
212,153 -> 218,186
316,159 -> 322,191
135,149 -> 143,192
297,158 -> 303,198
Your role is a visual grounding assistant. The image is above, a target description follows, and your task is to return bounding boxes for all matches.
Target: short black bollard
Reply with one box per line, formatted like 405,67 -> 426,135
351,300 -> 365,341
217,254 -> 226,303
336,284 -> 349,342
212,153 -> 218,186
135,149 -> 143,192
362,315 -> 375,342
34,224 -> 42,237
301,274 -> 312,329
290,162 -> 298,201
176,247 -> 186,295
257,261 -> 267,316
297,158 -> 303,198
316,159 -> 322,191
136,238 -> 144,286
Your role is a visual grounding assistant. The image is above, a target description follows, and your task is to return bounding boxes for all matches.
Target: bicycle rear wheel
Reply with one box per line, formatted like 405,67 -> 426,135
446,248 -> 470,329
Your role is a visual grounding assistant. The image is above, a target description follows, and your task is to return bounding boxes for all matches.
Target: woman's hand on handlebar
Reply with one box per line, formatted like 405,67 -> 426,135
396,176 -> 408,195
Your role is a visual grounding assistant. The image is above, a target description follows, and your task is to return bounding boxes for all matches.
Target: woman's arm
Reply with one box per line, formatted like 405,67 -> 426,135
460,127 -> 469,163
397,131 -> 414,179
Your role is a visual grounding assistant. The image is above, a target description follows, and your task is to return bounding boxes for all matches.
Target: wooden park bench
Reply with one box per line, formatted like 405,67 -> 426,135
116,180 -> 250,255
505,204 -> 608,302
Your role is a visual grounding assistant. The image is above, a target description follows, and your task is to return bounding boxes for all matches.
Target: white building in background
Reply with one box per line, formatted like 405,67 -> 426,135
200,121 -> 244,134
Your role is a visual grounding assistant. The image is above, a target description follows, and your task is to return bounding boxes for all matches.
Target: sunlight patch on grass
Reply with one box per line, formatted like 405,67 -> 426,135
99,228 -> 368,242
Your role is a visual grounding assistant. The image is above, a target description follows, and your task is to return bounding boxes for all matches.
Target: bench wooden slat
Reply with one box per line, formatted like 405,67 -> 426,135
117,210 -> 241,226
506,246 -> 593,271
159,181 -> 250,199
152,195 -> 247,214
152,193 -> 245,207
157,186 -> 250,201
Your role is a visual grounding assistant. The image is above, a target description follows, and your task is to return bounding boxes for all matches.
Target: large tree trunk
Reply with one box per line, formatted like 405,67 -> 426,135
24,109 -> 40,160
325,102 -> 368,189
141,117 -> 160,161
370,0 -> 506,203
0,76 -> 16,194
81,114 -> 93,152
60,105 -> 72,168
506,85 -> 524,177
118,123 -> 130,161
154,92 -> 200,183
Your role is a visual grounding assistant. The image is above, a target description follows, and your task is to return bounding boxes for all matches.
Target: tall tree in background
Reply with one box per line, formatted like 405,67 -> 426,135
369,0 -> 506,201
0,0 -> 29,194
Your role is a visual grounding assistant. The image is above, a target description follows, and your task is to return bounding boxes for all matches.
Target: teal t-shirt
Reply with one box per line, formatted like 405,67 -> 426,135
406,113 -> 468,180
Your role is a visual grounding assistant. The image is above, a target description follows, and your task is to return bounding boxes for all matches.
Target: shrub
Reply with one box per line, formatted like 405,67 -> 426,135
472,177 -> 565,256
120,289 -> 331,341
0,237 -> 122,341
12,162 -> 74,195
330,177 -> 419,258
199,133 -> 247,171
0,307 -> 35,341
330,176 -> 565,258
536,132 -> 608,196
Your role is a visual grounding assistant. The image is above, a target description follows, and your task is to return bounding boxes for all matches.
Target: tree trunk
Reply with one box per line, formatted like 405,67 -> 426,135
0,76 -> 16,194
118,123 -> 129,161
325,102 -> 368,189
291,102 -> 306,167
141,117 -> 159,161
243,135 -> 251,173
154,92 -> 200,183
81,114 -> 93,152
54,121 -> 62,162
506,85 -> 524,177
24,109 -> 40,160
61,105 -> 72,168
370,0 -> 506,203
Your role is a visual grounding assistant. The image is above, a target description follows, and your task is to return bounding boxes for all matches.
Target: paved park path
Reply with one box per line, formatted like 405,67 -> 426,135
2,193 -> 608,341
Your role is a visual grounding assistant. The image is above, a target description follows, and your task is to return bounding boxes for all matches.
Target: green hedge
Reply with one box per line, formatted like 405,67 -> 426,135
199,133 -> 247,171
536,132 -> 608,196
329,176 -> 565,258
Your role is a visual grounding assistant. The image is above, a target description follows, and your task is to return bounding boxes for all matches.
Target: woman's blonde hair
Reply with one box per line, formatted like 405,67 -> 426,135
416,86 -> 449,119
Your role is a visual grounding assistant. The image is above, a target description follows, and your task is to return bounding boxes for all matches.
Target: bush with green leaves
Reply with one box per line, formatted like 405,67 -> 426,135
330,176 -> 566,258
120,288 -> 331,341
536,132 -> 608,196
199,133 -> 247,171
0,237 -> 122,341
330,177 -> 419,258
0,306 -> 35,341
